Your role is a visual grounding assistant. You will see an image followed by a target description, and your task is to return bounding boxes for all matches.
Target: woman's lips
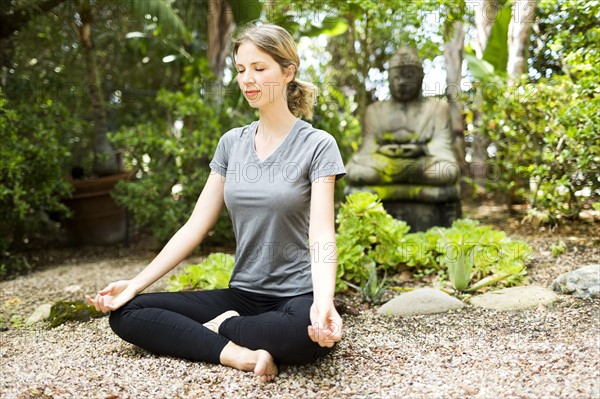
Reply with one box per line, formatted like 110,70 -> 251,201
245,90 -> 260,99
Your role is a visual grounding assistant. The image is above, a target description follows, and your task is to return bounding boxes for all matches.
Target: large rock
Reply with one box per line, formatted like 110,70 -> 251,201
377,288 -> 464,316
552,264 -> 600,299
470,286 -> 558,311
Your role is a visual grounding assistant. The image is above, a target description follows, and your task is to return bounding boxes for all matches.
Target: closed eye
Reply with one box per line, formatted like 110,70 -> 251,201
236,68 -> 264,73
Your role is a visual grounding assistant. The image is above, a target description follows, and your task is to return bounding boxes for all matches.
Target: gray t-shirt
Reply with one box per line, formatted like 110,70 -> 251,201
209,119 -> 346,296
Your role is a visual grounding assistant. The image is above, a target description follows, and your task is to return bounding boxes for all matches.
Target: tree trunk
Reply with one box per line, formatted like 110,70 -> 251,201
507,0 -> 536,78
474,0 -> 500,57
470,0 -> 501,186
444,21 -> 466,171
78,1 -> 118,176
207,0 -> 234,81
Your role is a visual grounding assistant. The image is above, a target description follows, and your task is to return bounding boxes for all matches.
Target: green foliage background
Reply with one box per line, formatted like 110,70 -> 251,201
109,87 -> 235,246
0,91 -> 76,277
480,76 -> 599,223
462,0 -> 599,221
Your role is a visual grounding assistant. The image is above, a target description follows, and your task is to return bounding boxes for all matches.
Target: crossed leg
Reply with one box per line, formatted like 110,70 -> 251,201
109,289 -> 331,383
204,311 -> 277,384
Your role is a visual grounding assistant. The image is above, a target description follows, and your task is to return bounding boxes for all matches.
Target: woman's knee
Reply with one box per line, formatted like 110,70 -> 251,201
107,293 -> 149,335
279,296 -> 312,321
108,307 -> 126,335
277,334 -> 333,365
274,300 -> 333,365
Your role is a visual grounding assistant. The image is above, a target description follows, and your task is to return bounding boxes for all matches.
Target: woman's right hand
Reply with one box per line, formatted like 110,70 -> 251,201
85,280 -> 138,313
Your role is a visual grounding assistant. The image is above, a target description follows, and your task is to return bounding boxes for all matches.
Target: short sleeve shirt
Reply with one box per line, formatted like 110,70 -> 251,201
209,119 -> 346,296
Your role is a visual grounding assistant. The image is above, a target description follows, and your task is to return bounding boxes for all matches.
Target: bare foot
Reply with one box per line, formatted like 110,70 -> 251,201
253,349 -> 278,383
203,310 -> 239,333
220,342 -> 278,383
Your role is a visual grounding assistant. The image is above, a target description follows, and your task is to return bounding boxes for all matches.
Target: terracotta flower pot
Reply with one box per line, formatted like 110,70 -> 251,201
62,171 -> 133,245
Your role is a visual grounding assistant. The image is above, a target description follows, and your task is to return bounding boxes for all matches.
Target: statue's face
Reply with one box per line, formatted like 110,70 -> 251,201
389,66 -> 424,102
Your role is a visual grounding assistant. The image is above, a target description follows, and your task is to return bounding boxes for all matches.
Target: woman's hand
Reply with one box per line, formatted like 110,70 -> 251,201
85,280 -> 137,313
308,302 -> 343,348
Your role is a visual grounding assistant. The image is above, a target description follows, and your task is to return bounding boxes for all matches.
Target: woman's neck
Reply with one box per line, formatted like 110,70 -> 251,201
257,109 -> 298,141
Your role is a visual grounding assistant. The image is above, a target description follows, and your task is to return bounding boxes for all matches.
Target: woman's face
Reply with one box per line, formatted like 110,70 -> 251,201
235,42 -> 294,110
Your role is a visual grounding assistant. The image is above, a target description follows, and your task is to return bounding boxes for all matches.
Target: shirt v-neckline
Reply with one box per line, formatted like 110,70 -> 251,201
251,119 -> 299,163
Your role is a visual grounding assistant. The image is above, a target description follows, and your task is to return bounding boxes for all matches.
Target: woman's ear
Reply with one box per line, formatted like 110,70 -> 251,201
284,65 -> 296,84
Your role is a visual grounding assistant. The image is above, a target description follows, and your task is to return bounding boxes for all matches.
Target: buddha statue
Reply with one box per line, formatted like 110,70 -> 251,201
345,46 -> 461,231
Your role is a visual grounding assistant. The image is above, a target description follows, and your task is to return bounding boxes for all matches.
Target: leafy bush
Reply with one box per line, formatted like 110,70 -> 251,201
430,219 -> 531,292
110,89 -> 235,246
335,191 -> 410,290
480,76 -> 599,223
167,253 -> 235,292
335,192 -> 531,296
0,91 -> 74,278
395,219 -> 531,292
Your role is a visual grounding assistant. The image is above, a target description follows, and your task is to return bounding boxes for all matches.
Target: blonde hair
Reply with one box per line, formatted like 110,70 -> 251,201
233,23 -> 317,120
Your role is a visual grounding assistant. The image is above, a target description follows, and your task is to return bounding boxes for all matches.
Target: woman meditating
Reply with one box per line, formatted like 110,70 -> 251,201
86,23 -> 346,383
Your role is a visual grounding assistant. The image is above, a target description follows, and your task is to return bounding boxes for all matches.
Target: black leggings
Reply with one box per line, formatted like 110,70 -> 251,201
109,288 -> 331,365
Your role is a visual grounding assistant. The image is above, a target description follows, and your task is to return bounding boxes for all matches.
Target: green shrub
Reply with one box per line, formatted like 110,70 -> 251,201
397,227 -> 442,270
0,91 -> 74,279
480,76 -> 599,224
430,219 -> 531,292
344,259 -> 388,304
166,253 -> 235,292
335,191 -> 410,290
335,192 -> 531,296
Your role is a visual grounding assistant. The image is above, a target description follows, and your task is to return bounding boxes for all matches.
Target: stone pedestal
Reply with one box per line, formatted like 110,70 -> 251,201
382,200 -> 461,232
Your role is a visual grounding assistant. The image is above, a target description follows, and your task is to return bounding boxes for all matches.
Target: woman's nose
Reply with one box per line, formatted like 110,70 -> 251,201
241,71 -> 255,85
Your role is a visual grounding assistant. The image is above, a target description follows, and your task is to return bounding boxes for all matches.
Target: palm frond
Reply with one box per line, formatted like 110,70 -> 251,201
127,0 -> 191,41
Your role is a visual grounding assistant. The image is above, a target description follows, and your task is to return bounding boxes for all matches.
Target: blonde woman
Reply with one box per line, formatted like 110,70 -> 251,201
86,23 -> 345,383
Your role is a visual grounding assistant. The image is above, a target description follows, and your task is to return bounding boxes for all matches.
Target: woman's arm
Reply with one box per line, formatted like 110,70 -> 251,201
128,172 -> 226,292
87,172 -> 225,312
308,175 -> 343,347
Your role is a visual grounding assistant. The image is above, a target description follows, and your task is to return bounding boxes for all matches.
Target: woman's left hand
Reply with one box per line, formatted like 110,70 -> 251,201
308,302 -> 343,347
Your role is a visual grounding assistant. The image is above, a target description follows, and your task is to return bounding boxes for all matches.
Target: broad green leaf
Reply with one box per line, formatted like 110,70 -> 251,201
465,54 -> 496,80
304,17 -> 349,37
482,2 -> 511,73
128,0 -> 190,40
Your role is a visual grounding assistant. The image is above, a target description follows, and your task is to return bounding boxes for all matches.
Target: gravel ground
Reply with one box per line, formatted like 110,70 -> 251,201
1,205 -> 599,399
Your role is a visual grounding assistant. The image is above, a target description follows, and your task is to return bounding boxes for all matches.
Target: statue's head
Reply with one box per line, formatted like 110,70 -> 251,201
388,46 -> 424,102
